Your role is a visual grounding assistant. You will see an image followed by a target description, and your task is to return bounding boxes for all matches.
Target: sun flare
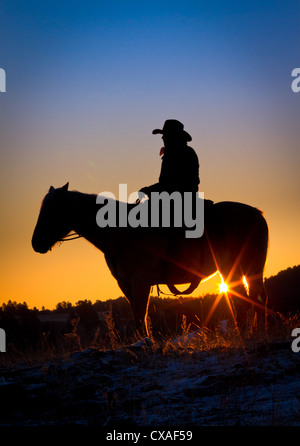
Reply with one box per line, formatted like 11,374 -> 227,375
219,281 -> 229,294
242,275 -> 249,296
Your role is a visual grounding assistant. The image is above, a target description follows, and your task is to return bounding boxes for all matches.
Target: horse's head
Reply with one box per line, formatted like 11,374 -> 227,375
32,182 -> 72,253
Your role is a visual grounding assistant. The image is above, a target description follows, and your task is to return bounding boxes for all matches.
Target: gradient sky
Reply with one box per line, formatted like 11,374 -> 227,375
0,0 -> 299,309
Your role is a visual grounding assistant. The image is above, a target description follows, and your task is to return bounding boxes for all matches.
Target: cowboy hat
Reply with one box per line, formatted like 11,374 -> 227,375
152,119 -> 192,142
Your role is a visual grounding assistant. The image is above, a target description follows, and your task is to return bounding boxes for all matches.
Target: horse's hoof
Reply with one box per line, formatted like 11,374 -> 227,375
130,337 -> 153,348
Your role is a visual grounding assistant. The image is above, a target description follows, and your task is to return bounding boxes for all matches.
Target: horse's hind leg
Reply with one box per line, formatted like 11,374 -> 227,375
230,285 -> 249,328
117,280 -> 136,336
248,274 -> 268,334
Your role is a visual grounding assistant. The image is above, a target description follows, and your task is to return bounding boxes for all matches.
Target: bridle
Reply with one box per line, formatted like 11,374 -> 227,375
55,232 -> 83,249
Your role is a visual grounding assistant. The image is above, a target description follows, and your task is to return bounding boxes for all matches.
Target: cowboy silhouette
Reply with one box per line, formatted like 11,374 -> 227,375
139,120 -> 201,272
139,119 -> 200,198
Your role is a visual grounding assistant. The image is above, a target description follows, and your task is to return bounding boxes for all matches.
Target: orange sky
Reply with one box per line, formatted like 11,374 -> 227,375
1,122 -> 299,309
0,1 -> 299,309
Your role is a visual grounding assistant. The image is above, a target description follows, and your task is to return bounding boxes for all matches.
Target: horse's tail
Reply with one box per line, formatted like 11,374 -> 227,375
252,207 -> 269,273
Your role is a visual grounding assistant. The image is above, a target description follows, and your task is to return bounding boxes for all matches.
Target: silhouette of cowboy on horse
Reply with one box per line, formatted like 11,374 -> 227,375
32,115 -> 269,333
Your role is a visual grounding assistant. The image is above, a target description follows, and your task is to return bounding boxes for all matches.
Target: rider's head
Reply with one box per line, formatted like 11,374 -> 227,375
162,132 -> 187,148
152,119 -> 192,148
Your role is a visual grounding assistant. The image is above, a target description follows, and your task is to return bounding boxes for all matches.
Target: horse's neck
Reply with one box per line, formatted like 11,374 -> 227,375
68,191 -> 96,221
68,191 -> 126,254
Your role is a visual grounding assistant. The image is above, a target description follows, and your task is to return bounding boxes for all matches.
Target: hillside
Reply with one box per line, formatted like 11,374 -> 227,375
0,266 -> 300,428
264,265 -> 300,313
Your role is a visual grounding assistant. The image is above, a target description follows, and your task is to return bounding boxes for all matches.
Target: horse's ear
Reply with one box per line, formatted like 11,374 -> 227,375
62,182 -> 69,191
49,186 -> 55,192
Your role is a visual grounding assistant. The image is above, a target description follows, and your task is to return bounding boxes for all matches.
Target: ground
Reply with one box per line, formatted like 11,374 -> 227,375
0,336 -> 300,427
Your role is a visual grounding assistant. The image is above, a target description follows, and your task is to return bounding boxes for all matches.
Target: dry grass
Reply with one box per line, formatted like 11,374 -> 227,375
0,310 -> 299,370
0,308 -> 299,427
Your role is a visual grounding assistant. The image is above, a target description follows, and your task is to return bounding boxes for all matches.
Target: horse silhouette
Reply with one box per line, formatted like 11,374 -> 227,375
32,183 -> 269,335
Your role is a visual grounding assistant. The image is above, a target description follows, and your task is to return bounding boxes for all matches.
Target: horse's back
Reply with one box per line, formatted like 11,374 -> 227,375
208,201 -> 266,228
212,200 -> 263,215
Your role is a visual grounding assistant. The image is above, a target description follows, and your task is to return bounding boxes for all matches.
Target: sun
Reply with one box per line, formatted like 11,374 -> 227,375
219,280 -> 229,294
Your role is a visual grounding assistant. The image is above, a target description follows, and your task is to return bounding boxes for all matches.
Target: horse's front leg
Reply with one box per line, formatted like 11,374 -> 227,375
130,276 -> 152,338
116,278 -> 150,338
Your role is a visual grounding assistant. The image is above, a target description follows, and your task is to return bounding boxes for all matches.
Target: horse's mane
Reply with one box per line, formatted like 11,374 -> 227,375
67,189 -> 137,210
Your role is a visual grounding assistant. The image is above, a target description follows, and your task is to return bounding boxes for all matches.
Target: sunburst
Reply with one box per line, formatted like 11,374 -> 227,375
219,279 -> 229,294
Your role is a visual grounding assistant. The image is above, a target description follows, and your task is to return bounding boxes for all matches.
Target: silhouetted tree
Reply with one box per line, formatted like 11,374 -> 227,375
265,265 -> 300,313
0,300 -> 40,349
75,300 -> 99,329
55,301 -> 73,313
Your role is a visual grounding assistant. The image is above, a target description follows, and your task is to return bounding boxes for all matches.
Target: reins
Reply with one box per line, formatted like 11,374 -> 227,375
59,232 -> 83,242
